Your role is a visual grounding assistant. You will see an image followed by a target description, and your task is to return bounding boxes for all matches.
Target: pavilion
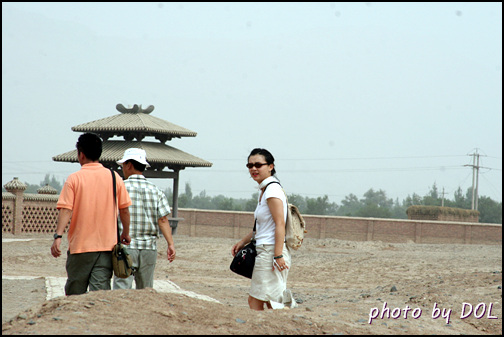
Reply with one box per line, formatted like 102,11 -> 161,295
52,103 -> 213,233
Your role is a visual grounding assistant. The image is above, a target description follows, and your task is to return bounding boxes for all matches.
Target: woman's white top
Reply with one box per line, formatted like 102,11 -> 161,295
254,177 -> 287,245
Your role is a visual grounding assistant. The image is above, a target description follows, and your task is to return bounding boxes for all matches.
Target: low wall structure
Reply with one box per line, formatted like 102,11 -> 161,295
2,178 -> 65,235
175,209 -> 501,245
2,178 -> 501,245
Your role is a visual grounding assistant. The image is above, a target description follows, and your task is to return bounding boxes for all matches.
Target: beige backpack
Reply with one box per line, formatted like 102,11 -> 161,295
265,182 -> 307,250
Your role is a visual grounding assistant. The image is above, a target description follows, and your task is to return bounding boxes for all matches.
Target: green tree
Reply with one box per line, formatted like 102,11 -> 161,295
177,182 -> 193,208
244,192 -> 259,212
357,203 -> 391,218
451,187 -> 470,209
211,195 -> 234,210
287,194 -> 307,214
23,182 -> 42,194
429,182 -> 439,199
184,182 -> 193,200
404,193 -> 422,207
361,189 -> 393,209
163,187 -> 173,205
357,189 -> 392,218
391,198 -> 408,219
477,196 -> 502,224
17,177 -> 502,223
192,190 -> 213,209
40,174 -> 63,193
336,193 -> 361,216
305,195 -> 336,215
422,183 -> 441,206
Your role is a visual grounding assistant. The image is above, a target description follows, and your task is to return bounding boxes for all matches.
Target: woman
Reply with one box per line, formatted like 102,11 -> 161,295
231,148 -> 297,310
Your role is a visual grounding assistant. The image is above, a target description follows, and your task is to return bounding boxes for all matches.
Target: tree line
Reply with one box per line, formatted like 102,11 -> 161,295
7,174 -> 502,224
166,182 -> 502,224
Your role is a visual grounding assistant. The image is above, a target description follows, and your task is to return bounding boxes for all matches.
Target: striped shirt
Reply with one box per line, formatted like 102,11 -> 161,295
118,174 -> 171,250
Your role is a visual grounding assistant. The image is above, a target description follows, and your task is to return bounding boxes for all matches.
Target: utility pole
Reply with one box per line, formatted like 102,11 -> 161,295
464,149 -> 488,211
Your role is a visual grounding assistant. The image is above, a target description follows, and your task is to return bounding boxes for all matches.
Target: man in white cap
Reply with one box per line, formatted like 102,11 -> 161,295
113,148 -> 176,290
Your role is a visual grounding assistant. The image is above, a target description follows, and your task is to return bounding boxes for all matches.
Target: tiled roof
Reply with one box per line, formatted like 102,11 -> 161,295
52,140 -> 212,169
71,111 -> 197,141
24,194 -> 60,202
2,192 -> 15,200
37,184 -> 58,194
4,177 -> 27,191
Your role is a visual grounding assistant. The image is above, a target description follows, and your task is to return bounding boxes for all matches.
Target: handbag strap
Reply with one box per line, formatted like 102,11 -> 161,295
110,169 -> 119,244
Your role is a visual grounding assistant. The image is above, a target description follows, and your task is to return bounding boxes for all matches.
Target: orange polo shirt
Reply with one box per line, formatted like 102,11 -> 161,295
57,163 -> 132,254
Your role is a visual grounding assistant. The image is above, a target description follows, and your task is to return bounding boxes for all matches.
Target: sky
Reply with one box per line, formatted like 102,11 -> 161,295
2,2 -> 502,205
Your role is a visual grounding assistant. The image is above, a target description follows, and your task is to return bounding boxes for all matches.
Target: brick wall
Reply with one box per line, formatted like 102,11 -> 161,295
2,192 -> 63,234
175,208 -> 502,245
2,196 -> 501,245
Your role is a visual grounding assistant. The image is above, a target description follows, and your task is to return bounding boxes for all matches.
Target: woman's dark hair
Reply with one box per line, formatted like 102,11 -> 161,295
76,133 -> 102,161
248,148 -> 276,176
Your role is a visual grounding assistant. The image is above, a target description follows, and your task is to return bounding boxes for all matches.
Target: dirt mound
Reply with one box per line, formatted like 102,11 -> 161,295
2,288 -> 335,335
2,234 -> 502,335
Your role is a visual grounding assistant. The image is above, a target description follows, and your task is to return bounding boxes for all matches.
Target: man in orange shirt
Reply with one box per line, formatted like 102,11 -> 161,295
51,133 -> 132,295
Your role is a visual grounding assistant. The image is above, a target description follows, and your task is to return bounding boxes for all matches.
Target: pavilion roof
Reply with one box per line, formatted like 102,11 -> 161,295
71,104 -> 197,143
53,140 -> 212,170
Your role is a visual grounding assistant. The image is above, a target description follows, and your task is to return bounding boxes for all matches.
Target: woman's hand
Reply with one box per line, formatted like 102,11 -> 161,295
272,257 -> 289,272
231,241 -> 245,257
232,231 -> 254,256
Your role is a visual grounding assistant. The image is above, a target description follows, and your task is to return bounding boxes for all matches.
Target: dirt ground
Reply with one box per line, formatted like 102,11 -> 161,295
2,232 -> 502,335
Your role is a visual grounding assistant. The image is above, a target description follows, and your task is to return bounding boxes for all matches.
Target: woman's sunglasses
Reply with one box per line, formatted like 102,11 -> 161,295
246,162 -> 268,169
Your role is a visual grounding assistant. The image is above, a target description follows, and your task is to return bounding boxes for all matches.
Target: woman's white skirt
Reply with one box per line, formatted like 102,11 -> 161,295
248,243 -> 297,309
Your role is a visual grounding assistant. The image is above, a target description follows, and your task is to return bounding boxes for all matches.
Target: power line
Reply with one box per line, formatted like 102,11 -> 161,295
203,154 -> 470,161
1,165 -> 468,175
169,165 -> 467,173
479,172 -> 503,202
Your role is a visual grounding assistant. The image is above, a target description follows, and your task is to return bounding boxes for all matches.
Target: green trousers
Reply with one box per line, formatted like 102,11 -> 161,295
64,250 -> 113,296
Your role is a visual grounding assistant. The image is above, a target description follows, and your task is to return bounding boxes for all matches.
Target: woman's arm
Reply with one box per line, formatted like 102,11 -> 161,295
267,197 -> 288,271
231,230 -> 254,256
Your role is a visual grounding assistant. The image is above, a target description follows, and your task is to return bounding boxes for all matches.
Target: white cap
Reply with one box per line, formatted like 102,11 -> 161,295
117,148 -> 150,167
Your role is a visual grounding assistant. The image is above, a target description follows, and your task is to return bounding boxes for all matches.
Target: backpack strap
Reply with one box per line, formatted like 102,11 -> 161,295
264,181 -> 288,243
264,181 -> 280,189
264,181 -> 288,203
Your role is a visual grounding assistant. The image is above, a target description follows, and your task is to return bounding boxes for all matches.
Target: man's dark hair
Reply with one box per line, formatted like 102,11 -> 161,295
76,133 -> 102,161
125,159 -> 146,172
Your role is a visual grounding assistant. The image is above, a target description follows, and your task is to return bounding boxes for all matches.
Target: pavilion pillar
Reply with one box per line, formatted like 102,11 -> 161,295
170,169 -> 180,234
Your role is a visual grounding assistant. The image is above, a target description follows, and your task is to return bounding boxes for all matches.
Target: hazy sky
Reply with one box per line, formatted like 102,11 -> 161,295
2,2 -> 502,204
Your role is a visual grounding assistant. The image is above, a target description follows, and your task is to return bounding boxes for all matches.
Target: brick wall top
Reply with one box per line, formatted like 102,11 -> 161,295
2,192 -> 15,200
178,208 -> 501,227
23,194 -> 60,202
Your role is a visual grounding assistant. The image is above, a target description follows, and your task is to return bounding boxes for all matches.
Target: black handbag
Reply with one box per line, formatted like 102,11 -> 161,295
230,220 -> 257,279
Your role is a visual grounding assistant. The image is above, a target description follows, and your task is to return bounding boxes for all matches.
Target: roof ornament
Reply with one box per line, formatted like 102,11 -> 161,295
116,103 -> 155,114
37,184 -> 58,195
4,177 -> 27,192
